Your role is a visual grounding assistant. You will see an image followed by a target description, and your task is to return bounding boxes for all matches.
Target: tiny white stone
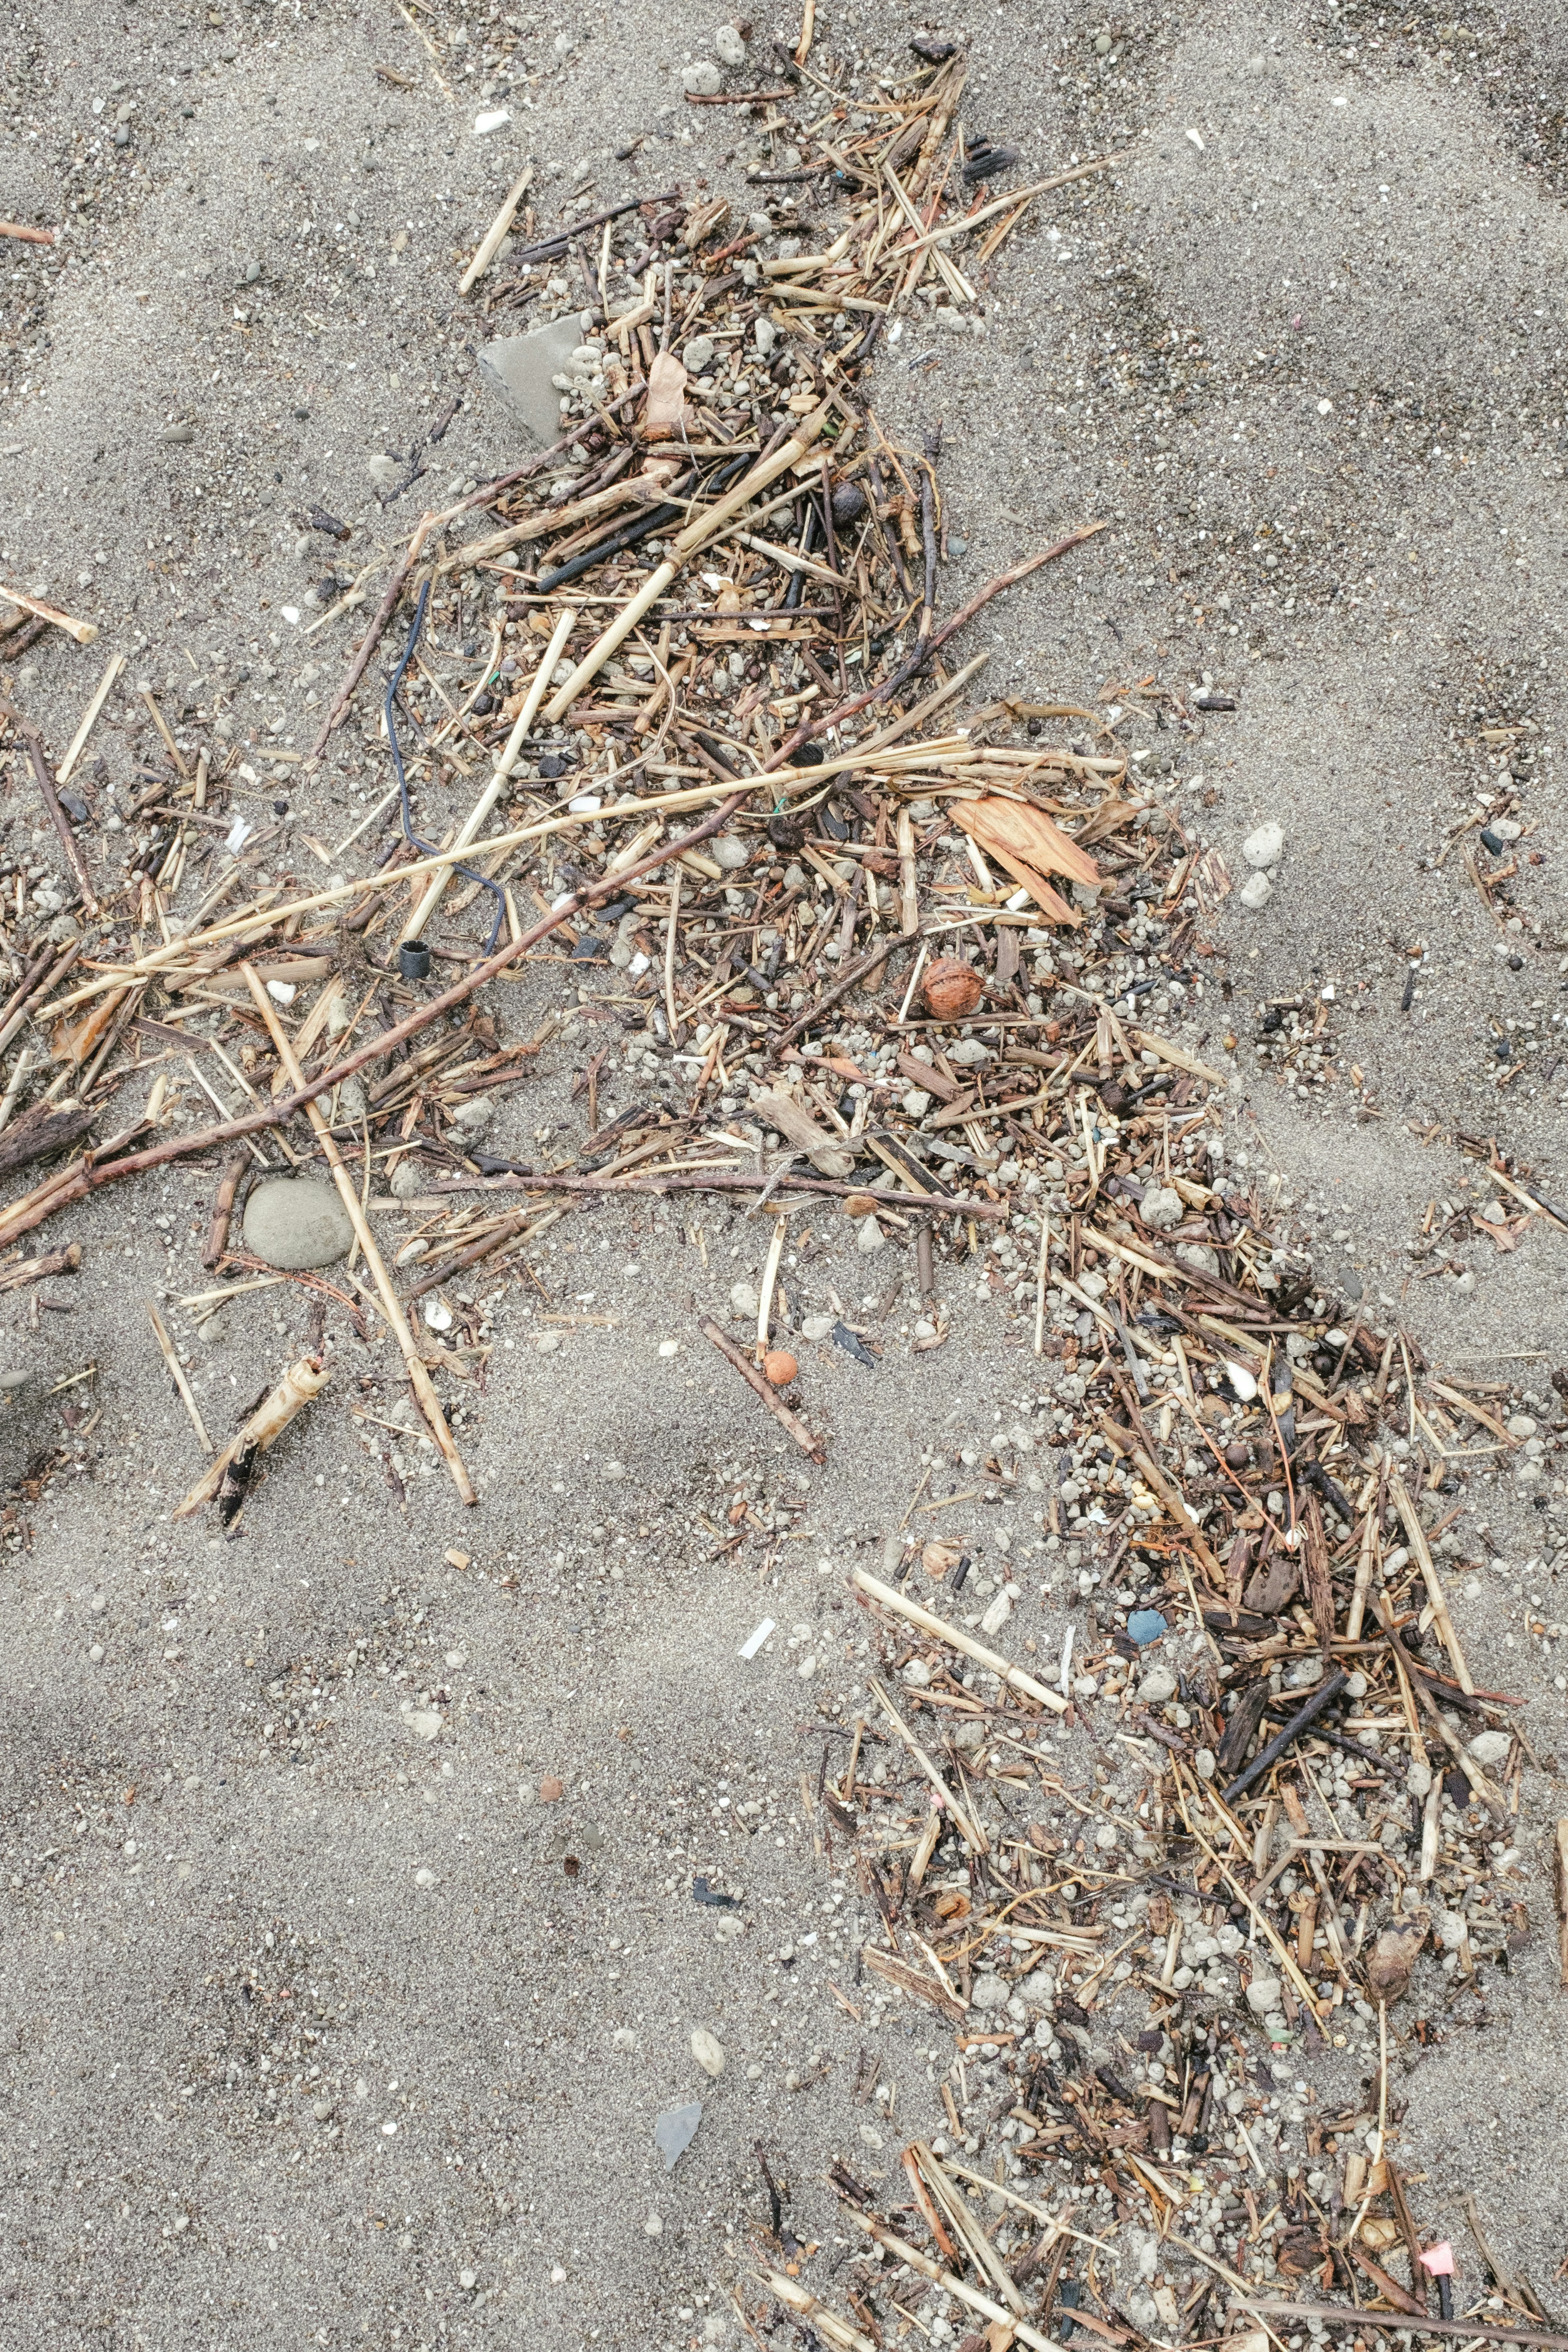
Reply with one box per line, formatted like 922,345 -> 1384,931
658,1339 -> 680,1358
1225,1361 -> 1259,1401
1242,821 -> 1285,868
1238,871 -> 1272,910
534,1329 -> 562,1353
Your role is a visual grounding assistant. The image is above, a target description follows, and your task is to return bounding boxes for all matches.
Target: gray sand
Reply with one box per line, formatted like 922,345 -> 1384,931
2,2 -> 1566,2343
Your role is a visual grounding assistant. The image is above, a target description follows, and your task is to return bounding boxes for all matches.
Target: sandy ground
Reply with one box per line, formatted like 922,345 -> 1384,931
2,1 -> 1567,2345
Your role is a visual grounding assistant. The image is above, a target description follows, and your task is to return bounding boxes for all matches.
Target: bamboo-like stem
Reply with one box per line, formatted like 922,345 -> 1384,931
173,1353 -> 330,1520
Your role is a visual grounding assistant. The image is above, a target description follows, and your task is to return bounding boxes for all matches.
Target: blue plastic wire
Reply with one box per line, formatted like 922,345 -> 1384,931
384,577 -> 507,956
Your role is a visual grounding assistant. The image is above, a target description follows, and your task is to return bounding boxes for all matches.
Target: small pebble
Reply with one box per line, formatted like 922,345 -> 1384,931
241,1177 -> 354,1271
1241,821 -> 1285,869
690,2029 -> 726,2078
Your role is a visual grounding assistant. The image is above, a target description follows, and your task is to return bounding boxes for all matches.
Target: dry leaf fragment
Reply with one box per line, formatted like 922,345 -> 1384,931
1365,1907 -> 1430,2005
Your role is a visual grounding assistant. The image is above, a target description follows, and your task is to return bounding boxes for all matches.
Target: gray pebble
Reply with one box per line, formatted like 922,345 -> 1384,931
242,1177 -> 355,1271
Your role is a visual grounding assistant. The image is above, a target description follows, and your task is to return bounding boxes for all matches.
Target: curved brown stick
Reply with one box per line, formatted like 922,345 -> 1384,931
0,794 -> 745,1252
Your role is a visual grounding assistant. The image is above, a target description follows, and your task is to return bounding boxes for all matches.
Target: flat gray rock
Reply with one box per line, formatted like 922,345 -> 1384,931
242,1177 -> 354,1271
478,315 -> 585,447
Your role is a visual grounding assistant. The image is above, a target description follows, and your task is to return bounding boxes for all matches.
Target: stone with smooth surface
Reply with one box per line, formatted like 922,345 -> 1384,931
242,1177 -> 354,1270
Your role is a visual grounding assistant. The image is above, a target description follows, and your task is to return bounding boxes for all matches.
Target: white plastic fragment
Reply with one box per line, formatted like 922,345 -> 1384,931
739,1617 -> 775,1661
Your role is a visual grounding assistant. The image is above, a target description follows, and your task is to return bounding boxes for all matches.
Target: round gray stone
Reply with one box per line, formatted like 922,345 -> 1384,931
242,1177 -> 354,1270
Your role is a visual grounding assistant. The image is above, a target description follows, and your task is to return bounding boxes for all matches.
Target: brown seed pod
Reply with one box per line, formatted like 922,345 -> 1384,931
762,1350 -> 798,1388
922,956 -> 983,1021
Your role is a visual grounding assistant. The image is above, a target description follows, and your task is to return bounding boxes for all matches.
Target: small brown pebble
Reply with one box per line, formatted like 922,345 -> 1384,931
922,956 -> 983,1021
1224,1442 -> 1251,1470
538,1775 -> 564,1803
762,1349 -> 798,1388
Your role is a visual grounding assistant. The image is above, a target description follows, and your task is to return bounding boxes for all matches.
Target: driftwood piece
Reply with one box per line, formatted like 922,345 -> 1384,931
700,1314 -> 823,1460
751,1090 -> 854,1178
0,1101 -> 96,1184
0,586 -> 97,645
5,705 -> 100,913
0,1241 -> 81,1295
174,1353 -> 330,1519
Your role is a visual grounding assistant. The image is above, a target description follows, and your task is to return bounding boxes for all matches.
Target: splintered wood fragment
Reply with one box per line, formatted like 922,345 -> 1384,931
700,1314 -> 823,1459
242,964 -> 476,1507
861,1943 -> 966,2022
202,1153 -> 248,1269
0,583 -> 97,644
851,1567 -> 1069,1714
1555,1817 -> 1568,1988
1301,1490 -> 1337,1655
0,1240 -> 80,1294
174,1353 -> 329,1518
6,705 -> 101,914
752,1089 -> 854,1177
147,1302 -> 214,1456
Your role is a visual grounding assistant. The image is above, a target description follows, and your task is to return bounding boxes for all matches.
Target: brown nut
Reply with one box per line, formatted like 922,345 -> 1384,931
922,956 -> 983,1021
762,1350 -> 798,1388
